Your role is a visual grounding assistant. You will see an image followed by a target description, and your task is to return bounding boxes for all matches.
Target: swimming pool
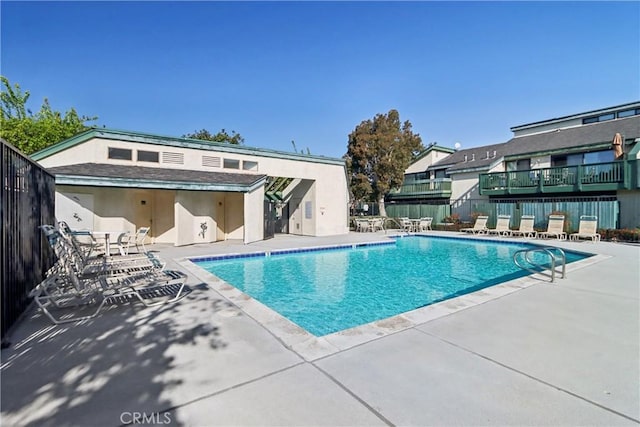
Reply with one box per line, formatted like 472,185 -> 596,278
192,236 -> 590,336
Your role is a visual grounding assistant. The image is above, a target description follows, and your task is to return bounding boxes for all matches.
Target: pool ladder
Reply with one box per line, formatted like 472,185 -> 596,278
385,218 -> 410,236
513,247 -> 566,283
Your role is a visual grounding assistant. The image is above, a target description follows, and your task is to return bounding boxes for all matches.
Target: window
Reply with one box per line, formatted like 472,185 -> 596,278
108,147 -> 132,160
223,158 -> 240,169
434,169 -> 447,179
242,160 -> 258,171
552,153 -> 583,167
618,109 -> 639,118
506,159 -> 530,171
583,112 -> 617,124
137,150 -> 159,163
584,150 -> 613,164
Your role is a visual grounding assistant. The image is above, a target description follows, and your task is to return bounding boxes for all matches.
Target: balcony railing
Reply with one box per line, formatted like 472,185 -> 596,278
479,160 -> 637,196
388,178 -> 452,200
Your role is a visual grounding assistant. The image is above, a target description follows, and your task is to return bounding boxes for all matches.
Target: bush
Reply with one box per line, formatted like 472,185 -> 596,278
598,228 -> 640,242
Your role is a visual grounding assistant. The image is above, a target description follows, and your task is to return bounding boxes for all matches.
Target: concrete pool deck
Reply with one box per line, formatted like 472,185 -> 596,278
1,232 -> 639,426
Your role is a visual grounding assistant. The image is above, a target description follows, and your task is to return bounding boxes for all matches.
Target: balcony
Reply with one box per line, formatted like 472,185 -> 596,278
388,178 -> 452,200
479,160 -> 638,196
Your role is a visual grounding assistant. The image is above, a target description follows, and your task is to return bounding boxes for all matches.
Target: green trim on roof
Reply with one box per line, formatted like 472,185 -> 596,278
54,173 -> 266,192
31,127 -> 346,166
30,129 -> 96,161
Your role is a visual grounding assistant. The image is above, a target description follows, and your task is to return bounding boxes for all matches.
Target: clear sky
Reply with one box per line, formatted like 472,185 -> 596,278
2,1 -> 638,158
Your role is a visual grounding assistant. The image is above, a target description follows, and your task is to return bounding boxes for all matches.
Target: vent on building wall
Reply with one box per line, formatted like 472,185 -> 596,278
162,152 -> 184,164
202,155 -> 221,168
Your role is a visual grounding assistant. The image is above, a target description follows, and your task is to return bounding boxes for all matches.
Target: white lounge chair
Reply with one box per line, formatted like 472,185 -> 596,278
487,215 -> 511,236
538,215 -> 567,240
570,215 -> 601,242
32,225 -> 187,324
507,215 -> 537,238
460,215 -> 488,234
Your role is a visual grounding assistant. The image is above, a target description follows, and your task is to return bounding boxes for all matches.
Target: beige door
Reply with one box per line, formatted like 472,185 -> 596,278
134,190 -> 153,236
290,198 -> 303,235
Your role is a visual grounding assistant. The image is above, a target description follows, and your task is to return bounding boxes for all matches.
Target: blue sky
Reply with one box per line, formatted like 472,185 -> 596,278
2,1 -> 638,158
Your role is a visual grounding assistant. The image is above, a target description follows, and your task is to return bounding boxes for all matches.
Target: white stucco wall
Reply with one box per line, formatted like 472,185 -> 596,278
243,186 -> 264,244
174,191 -> 218,246
38,134 -> 349,240
450,172 -> 484,202
405,149 -> 453,174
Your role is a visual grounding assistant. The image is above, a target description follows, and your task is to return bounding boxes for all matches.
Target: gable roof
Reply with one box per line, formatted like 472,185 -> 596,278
31,128 -> 346,166
47,163 -> 267,192
431,115 -> 640,173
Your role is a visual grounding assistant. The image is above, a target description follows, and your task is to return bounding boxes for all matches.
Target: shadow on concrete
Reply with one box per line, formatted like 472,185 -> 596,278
1,283 -> 234,427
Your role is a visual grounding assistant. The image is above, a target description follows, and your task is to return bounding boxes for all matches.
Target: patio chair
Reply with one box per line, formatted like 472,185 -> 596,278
110,231 -> 132,255
569,215 -> 601,242
487,215 -> 511,236
370,218 -> 385,232
400,217 -> 414,232
507,215 -> 537,238
417,217 -> 433,232
354,218 -> 371,232
460,215 -> 488,234
56,223 -> 160,276
537,215 -> 567,240
129,227 -> 151,253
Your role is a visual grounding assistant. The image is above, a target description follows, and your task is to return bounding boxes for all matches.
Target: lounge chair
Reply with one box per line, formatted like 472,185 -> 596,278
460,215 -> 488,234
537,215 -> 567,240
570,215 -> 601,242
32,225 -> 187,324
56,223 -> 160,275
507,215 -> 537,238
417,217 -> 433,232
487,215 -> 511,236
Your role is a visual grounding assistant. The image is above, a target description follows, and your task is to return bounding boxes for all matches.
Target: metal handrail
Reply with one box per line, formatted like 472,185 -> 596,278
513,247 -> 566,282
384,217 -> 410,236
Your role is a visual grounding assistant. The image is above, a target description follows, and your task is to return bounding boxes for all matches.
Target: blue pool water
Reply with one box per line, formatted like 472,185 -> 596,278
193,237 -> 589,336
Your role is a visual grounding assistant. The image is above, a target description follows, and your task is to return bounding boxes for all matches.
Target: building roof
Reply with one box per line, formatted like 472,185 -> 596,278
510,101 -> 640,132
47,163 -> 267,192
431,115 -> 640,174
31,128 -> 346,167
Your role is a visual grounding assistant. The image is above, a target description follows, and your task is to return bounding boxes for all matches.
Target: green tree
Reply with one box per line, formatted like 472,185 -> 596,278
345,109 -> 424,217
184,128 -> 245,145
0,76 -> 98,155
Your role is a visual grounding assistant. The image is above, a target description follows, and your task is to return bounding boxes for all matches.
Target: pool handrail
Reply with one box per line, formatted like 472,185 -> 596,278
513,246 -> 566,282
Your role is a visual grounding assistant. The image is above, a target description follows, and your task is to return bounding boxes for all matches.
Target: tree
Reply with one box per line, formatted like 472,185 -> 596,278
0,76 -> 98,155
183,128 -> 244,145
345,109 -> 424,217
